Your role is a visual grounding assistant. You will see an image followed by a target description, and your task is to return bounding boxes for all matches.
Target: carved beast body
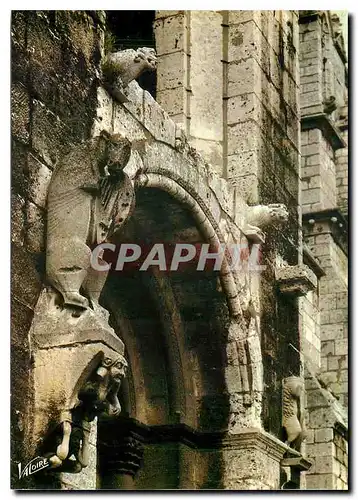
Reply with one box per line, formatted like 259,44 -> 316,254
46,131 -> 135,314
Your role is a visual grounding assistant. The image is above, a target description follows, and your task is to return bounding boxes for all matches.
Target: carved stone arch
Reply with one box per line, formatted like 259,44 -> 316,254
135,170 -> 243,319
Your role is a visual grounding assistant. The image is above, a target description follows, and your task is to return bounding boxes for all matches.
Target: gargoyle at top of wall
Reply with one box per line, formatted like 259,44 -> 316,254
102,47 -> 157,102
244,204 -> 289,243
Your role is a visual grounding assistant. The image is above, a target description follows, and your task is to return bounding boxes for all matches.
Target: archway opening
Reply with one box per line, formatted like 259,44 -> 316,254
99,187 -> 232,489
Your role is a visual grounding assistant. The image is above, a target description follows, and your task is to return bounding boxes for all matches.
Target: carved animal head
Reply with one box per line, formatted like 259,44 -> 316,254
246,203 -> 289,229
267,204 -> 289,224
104,47 -> 157,89
134,47 -> 157,72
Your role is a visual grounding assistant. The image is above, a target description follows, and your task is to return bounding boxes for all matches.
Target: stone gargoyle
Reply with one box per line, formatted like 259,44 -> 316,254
244,204 -> 289,243
282,376 -> 307,452
46,129 -> 135,318
102,47 -> 157,101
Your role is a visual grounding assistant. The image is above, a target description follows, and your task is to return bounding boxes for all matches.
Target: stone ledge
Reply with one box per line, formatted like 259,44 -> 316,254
298,11 -> 321,24
276,264 -> 317,295
301,113 -> 346,151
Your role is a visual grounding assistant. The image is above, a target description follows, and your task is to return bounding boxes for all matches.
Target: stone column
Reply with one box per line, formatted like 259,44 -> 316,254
97,418 -> 144,490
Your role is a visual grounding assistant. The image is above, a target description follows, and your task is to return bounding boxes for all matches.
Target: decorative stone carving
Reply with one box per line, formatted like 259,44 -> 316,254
323,95 -> 337,115
244,204 -> 289,243
276,264 -> 317,296
46,130 -> 135,316
102,48 -> 157,102
29,289 -> 128,473
29,131 -> 135,473
282,376 -> 307,452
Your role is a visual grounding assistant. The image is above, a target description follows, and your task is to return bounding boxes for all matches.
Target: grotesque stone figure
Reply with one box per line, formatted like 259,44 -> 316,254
102,47 -> 157,101
282,376 -> 307,452
244,203 -> 289,243
246,203 -> 289,229
47,355 -> 128,472
46,130 -> 135,316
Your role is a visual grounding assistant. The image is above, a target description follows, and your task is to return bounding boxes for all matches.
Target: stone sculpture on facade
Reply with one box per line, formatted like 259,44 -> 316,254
47,356 -> 128,472
244,204 -> 289,243
282,376 -> 307,452
102,47 -> 157,102
29,130 -> 135,473
46,130 -> 135,315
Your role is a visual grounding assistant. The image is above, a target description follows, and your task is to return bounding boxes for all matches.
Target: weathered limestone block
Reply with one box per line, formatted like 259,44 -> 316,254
276,264 -> 317,296
112,101 -> 147,143
143,90 -> 176,146
11,194 -> 25,246
154,13 -> 185,56
11,82 -> 30,142
221,429 -> 288,490
25,201 -> 45,253
92,86 -> 113,137
122,80 -> 145,122
27,154 -> 52,208
102,48 -> 157,103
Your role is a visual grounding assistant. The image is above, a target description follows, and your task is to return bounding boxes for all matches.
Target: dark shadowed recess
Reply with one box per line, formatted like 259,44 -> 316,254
99,188 -> 231,489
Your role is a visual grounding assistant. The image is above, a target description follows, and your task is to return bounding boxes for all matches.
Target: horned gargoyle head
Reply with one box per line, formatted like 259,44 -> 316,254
99,130 -> 132,177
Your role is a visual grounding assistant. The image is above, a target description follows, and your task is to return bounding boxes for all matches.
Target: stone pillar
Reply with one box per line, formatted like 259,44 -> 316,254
154,10 -> 224,175
97,418 -> 144,490
188,11 -> 224,174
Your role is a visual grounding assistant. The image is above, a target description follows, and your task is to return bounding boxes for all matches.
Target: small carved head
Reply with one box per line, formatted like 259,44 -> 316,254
283,376 -> 304,399
134,47 -> 157,72
268,204 -> 289,224
110,358 -> 128,383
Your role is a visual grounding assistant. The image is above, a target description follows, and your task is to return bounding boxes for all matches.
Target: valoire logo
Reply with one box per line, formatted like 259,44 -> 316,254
18,456 -> 50,479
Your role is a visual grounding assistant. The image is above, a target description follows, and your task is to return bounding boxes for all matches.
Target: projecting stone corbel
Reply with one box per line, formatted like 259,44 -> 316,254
102,47 -> 157,103
276,264 -> 317,296
243,204 -> 289,243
